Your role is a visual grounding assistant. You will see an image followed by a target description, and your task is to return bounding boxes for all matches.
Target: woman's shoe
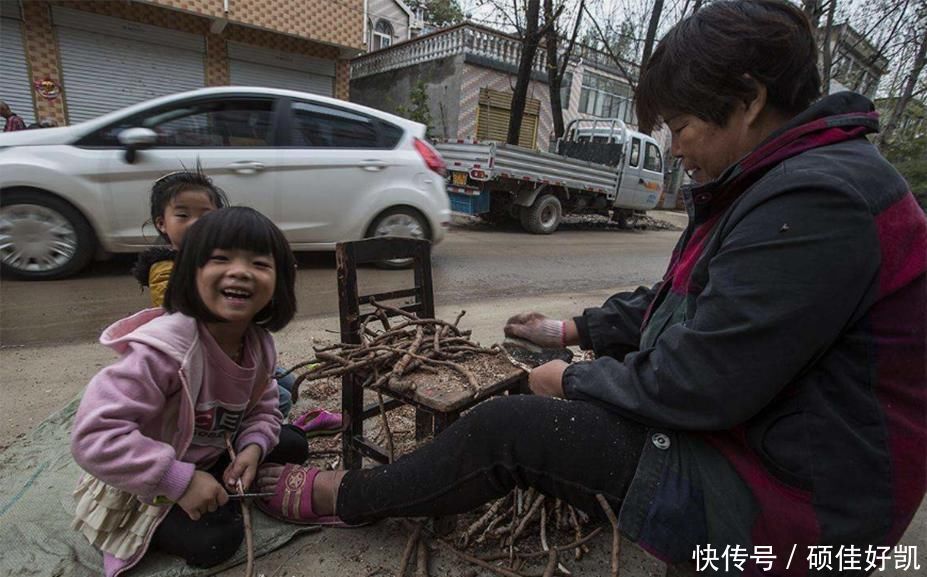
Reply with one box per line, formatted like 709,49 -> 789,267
292,408 -> 344,437
255,464 -> 354,526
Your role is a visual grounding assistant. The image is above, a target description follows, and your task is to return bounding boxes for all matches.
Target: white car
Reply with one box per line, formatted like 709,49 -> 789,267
0,87 -> 451,280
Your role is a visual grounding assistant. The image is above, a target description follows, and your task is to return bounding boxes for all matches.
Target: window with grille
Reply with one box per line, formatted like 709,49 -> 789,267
476,88 -> 540,149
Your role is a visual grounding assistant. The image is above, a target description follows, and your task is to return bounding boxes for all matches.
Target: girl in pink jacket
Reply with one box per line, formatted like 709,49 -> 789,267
70,207 -> 306,577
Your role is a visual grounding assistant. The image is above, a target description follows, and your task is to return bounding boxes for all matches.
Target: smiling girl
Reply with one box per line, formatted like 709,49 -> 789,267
71,207 -> 306,577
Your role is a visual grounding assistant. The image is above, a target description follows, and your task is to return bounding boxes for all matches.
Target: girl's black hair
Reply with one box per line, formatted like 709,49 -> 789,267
164,207 -> 297,332
636,0 -> 821,132
150,163 -> 229,242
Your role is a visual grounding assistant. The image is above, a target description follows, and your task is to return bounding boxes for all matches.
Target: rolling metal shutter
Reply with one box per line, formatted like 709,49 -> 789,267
476,88 -> 539,149
0,12 -> 36,125
229,42 -> 334,97
52,7 -> 204,124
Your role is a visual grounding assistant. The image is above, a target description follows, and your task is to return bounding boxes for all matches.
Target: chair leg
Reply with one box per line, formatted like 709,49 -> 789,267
433,412 -> 459,437
342,374 -> 365,469
414,410 -> 434,441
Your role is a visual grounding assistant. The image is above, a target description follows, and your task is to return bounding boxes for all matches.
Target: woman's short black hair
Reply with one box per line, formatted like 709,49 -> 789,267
150,163 -> 229,242
636,0 -> 821,131
164,207 -> 297,332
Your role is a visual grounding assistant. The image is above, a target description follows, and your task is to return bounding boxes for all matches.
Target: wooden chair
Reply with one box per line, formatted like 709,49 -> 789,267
336,237 -> 526,469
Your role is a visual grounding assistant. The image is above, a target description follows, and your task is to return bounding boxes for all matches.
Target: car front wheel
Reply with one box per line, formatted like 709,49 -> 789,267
366,207 -> 431,269
0,191 -> 95,280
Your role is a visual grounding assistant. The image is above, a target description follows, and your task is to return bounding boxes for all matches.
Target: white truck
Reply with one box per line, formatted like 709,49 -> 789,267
434,118 -> 666,234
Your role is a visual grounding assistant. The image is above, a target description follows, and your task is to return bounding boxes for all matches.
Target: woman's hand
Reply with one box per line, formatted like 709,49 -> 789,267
504,312 -> 565,348
176,470 -> 228,520
223,444 -> 262,492
529,360 -> 569,397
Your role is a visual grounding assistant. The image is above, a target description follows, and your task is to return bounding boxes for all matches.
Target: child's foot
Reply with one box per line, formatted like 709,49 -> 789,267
292,408 -> 344,437
255,464 -> 351,525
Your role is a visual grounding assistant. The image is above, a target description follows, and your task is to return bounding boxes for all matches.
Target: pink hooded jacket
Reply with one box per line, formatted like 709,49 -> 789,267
70,308 -> 281,577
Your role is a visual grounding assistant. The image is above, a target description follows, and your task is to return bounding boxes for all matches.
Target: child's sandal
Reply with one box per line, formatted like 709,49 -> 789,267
255,464 -> 356,527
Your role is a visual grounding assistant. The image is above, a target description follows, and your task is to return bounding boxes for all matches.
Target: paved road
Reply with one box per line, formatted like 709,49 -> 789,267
0,223 -> 682,347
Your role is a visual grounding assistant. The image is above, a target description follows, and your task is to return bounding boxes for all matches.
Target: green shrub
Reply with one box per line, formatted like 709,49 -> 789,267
882,139 -> 927,212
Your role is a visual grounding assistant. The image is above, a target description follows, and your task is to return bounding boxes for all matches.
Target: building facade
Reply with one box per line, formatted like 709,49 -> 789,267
350,22 -> 640,151
820,22 -> 889,99
0,0 -> 365,126
366,0 -> 413,52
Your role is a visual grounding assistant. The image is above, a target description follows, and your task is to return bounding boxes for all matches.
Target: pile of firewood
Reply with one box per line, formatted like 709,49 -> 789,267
287,300 -> 516,398
392,488 -> 621,577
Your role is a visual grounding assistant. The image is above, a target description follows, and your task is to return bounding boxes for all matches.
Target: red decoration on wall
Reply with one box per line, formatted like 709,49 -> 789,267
34,78 -> 61,100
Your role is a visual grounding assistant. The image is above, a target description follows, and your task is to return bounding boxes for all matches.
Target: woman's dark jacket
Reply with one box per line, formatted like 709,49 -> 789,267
564,92 -> 927,576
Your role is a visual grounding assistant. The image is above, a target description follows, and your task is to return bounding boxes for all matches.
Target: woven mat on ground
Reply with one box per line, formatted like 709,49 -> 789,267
0,396 -> 318,577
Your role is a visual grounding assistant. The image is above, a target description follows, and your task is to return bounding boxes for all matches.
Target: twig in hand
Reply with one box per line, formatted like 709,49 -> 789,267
398,522 -> 423,577
596,494 -> 621,577
225,433 -> 255,577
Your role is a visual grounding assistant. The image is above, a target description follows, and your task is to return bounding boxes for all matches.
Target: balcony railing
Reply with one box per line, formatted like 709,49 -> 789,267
352,22 -> 549,79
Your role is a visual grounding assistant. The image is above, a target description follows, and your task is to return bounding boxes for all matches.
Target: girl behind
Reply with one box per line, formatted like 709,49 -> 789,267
71,207 -> 306,577
132,167 -> 228,307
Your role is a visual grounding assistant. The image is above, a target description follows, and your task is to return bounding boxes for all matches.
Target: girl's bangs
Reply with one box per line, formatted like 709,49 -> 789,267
195,209 -> 276,262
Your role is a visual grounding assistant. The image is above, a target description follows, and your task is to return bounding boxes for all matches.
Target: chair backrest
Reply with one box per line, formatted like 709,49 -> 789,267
335,237 -> 434,346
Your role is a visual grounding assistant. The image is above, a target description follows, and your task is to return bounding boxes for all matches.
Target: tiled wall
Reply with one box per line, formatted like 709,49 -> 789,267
20,2 -> 66,125
17,0 -> 356,123
145,0 -> 365,50
458,64 -> 553,145
205,33 -> 230,85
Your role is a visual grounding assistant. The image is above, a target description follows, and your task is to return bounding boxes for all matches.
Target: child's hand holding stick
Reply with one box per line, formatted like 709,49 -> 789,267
224,433 -> 255,577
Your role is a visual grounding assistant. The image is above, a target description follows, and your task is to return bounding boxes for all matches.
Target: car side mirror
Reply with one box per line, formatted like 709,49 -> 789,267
118,127 -> 158,164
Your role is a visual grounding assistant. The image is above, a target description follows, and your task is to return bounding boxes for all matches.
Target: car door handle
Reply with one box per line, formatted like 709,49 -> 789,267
638,178 -> 646,185
360,159 -> 386,172
227,161 -> 266,174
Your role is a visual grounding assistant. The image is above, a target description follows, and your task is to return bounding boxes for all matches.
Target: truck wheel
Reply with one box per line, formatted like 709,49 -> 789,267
0,190 -> 96,280
520,194 -> 562,234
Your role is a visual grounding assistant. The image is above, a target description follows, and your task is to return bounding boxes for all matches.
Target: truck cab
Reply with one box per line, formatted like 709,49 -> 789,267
560,118 -> 665,211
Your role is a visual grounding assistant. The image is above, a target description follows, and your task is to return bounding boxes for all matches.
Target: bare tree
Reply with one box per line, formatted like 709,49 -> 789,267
640,0 -> 665,72
546,0 -> 584,137
879,26 -> 926,145
508,0 -> 542,144
820,0 -> 838,92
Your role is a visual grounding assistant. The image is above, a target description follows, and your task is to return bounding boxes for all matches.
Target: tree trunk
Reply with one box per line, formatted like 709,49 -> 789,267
640,0 -> 664,74
509,0 -> 541,145
544,0 -> 563,140
820,0 -> 837,94
546,0 -> 584,139
879,30 -> 927,146
803,0 -> 823,27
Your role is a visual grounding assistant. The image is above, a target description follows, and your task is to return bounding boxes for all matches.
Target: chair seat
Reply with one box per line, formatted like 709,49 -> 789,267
385,352 -> 525,413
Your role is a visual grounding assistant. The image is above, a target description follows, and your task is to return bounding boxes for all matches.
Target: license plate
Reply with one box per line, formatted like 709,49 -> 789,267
451,171 -> 468,186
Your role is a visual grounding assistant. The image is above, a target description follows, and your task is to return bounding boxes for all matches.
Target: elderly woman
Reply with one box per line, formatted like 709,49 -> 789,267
258,1 -> 926,574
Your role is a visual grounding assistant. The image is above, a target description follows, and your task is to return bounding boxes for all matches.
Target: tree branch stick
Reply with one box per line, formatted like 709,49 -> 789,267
225,433 -> 254,577
596,494 -> 621,577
